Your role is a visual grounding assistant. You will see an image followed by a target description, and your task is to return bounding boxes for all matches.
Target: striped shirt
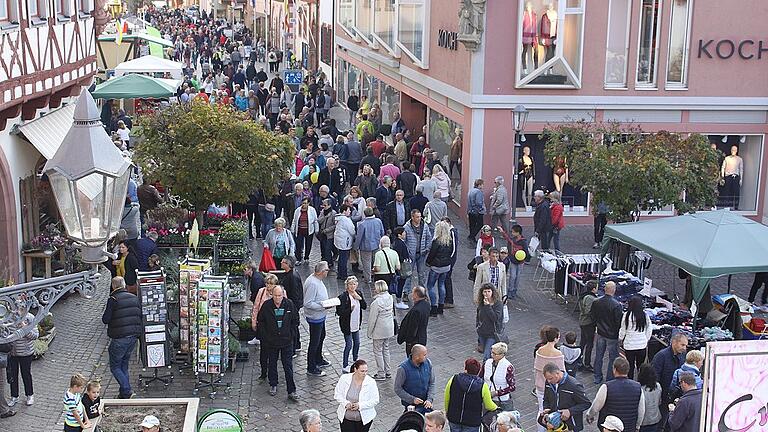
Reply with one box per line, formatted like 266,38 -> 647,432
63,390 -> 84,427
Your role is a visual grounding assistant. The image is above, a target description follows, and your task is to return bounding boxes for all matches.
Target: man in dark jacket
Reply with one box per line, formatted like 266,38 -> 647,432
134,232 -> 159,271
245,260 -> 266,303
533,190 -> 553,250
255,66 -> 268,83
578,280 -> 599,372
397,286 -> 430,355
409,188 -> 429,215
394,344 -> 434,414
590,281 -> 622,384
397,163 -> 419,199
269,73 -> 284,94
667,372 -> 702,432
586,358 -> 645,432
256,286 -> 299,401
540,363 -> 591,431
278,256 -> 303,351
101,277 -> 142,399
245,62 -> 257,86
652,331 -> 688,428
385,190 -> 410,233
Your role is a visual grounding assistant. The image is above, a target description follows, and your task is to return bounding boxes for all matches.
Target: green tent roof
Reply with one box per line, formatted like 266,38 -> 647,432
91,74 -> 178,99
604,210 -> 768,301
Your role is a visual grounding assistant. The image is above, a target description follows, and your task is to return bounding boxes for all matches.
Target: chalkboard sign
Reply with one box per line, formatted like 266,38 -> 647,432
137,270 -> 170,368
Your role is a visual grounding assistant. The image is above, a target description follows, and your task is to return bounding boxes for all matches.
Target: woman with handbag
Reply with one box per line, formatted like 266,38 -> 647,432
264,217 -> 296,268
483,342 -> 517,412
336,277 -> 367,371
367,280 -> 396,381
476,283 -> 504,361
425,221 -> 454,316
373,236 -> 400,294
249,274 -> 279,380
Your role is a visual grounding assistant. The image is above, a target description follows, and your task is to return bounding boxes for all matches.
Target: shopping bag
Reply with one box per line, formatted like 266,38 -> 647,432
528,235 -> 540,256
259,246 -> 277,272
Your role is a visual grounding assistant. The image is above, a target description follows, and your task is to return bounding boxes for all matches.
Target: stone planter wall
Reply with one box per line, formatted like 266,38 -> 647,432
101,397 -> 199,432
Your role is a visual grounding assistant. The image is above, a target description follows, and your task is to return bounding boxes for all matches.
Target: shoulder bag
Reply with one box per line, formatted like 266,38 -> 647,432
400,258 -> 413,278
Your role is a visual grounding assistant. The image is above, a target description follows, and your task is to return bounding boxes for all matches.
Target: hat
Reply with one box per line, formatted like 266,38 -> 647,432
500,247 -> 509,253
140,415 -> 161,428
600,416 -> 624,431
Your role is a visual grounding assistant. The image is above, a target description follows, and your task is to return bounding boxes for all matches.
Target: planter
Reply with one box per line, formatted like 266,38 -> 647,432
237,327 -> 256,341
100,397 -> 199,432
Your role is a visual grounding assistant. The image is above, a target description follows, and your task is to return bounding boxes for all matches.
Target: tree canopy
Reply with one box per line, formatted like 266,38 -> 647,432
542,121 -> 720,222
134,101 -> 294,213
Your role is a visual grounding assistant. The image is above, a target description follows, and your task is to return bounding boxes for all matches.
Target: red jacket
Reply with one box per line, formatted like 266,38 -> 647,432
550,203 -> 565,230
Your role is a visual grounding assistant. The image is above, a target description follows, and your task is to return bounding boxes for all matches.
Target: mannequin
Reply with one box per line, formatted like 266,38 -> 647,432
721,145 -> 743,209
519,146 -> 535,206
521,2 -> 538,74
553,156 -> 568,192
540,3 -> 558,63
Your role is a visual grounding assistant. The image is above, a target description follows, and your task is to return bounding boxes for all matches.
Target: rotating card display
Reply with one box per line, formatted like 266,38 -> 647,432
179,258 -> 212,354
137,270 -> 170,368
194,276 -> 230,375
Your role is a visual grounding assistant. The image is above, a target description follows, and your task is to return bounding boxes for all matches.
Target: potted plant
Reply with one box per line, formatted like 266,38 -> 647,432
33,314 -> 56,359
236,318 -> 256,342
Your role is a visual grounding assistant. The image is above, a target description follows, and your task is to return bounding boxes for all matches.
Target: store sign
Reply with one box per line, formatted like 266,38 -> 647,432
437,29 -> 458,51
701,340 -> 768,432
197,409 -> 244,432
697,39 -> 768,60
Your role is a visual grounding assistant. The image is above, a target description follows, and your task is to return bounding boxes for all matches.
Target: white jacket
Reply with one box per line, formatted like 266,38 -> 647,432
291,206 -> 319,235
334,214 -> 356,250
618,312 -> 653,350
334,373 -> 380,425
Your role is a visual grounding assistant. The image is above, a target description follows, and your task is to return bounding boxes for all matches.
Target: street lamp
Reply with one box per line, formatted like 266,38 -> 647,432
509,105 -> 529,224
107,0 -> 123,19
43,88 -> 132,263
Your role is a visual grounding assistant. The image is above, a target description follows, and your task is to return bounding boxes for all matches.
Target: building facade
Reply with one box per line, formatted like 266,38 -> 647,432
0,0 -> 99,280
333,0 -> 768,224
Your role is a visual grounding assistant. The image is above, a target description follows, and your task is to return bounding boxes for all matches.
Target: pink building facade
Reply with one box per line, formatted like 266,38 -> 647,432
334,0 -> 768,224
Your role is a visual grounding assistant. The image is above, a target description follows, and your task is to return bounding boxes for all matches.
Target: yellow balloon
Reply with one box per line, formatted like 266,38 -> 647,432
310,171 -> 319,184
514,250 -> 527,261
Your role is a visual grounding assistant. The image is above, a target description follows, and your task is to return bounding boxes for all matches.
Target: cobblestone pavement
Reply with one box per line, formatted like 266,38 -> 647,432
5,215 -> 764,432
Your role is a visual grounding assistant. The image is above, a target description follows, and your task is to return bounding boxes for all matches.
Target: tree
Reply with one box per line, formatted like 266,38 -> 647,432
542,121 -> 720,222
134,102 -> 294,222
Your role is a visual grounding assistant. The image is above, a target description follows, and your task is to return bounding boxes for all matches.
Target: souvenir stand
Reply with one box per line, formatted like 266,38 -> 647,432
178,257 -> 212,370
136,269 -> 174,388
192,274 -> 232,398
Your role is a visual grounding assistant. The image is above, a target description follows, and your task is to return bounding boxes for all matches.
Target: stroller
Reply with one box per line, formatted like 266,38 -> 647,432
390,410 -> 426,432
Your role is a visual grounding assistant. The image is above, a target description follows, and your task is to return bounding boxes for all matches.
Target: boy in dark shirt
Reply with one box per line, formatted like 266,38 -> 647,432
81,381 -> 102,430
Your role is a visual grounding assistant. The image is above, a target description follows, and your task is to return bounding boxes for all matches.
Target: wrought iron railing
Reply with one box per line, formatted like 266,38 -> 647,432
0,270 -> 100,344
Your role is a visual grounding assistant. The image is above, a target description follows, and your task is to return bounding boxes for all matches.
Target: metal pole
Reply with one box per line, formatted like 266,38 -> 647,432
510,131 -> 521,224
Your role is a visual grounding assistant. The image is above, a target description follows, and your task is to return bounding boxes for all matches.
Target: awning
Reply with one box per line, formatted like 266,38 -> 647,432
98,33 -> 174,48
15,103 -> 76,159
91,74 -> 180,99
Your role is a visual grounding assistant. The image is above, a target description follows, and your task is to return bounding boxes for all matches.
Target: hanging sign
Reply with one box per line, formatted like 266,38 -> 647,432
197,409 -> 244,432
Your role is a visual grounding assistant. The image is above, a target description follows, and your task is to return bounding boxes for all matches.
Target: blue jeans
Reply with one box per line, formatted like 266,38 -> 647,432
449,422 -> 480,432
404,255 -> 428,297
551,228 -> 561,251
426,270 -> 447,305
479,336 -> 496,362
306,320 -> 326,373
338,249 -> 350,278
259,208 -> 274,238
508,263 -> 522,298
593,335 -> 619,382
108,335 -> 137,397
342,331 -> 360,370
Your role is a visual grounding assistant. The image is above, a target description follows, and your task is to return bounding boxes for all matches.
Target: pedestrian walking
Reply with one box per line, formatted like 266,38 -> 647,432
264,218 -> 296,268
368,280 -> 396,381
425,221 -> 454,315
578,280 -> 598,372
334,359 -> 380,432
397,286 -> 430,355
101,277 -> 142,399
549,191 -> 565,251
334,204 -> 357,279
373,236 -> 400,294
618,296 -> 653,379
394,344 -> 435,414
476,283 -> 504,361
482,342 -> 517,412
6,312 -> 37,407
489,176 -> 510,234
404,210 -> 433,303
257,286 -> 300,401
472,248 -> 507,301
291,197 -> 319,264
354,207 -> 385,285
303,261 -> 332,376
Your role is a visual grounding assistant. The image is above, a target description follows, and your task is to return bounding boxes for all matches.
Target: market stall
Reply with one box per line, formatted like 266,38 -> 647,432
113,55 -> 185,79
91,74 -> 181,99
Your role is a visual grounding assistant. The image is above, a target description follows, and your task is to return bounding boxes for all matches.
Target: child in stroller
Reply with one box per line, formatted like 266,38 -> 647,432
391,409 -> 448,432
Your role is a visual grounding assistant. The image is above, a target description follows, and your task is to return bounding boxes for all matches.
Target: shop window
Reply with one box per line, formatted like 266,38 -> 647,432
336,59 -> 348,106
80,0 -> 93,13
372,0 -> 396,53
397,0 -> 428,67
56,0 -> 72,17
369,76 -> 380,105
380,83 -> 400,125
604,0 -> 631,88
636,0 -> 661,87
338,0 -> 355,37
354,0 -> 373,42
710,135 -> 762,213
516,0 -> 585,88
28,0 -> 38,17
666,0 -> 691,88
428,108 -> 463,205
0,0 -> 19,22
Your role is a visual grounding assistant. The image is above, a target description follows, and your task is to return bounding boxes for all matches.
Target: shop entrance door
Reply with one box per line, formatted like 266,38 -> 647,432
400,95 -> 427,141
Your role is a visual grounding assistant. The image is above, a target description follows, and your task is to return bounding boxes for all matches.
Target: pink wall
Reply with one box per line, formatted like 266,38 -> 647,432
484,0 -> 768,97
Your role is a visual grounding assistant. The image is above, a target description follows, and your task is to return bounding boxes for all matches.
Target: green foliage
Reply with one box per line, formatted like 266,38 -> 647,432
543,122 -> 720,222
134,102 -> 294,213
218,220 -> 248,242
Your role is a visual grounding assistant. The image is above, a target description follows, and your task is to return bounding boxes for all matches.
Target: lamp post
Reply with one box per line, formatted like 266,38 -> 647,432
509,105 -> 529,224
43,88 -> 132,263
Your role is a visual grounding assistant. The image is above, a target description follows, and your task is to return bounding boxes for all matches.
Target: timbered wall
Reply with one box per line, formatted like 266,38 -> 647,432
0,0 -> 97,127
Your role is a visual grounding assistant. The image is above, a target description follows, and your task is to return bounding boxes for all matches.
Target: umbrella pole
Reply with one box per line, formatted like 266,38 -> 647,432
727,274 -> 732,294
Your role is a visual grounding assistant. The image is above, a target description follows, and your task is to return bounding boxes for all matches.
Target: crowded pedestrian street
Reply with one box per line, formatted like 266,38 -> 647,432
1,2 -> 768,432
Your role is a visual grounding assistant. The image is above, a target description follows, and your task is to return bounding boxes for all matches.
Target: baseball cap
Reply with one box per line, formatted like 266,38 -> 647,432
140,415 -> 161,428
600,416 -> 624,431
500,247 -> 509,253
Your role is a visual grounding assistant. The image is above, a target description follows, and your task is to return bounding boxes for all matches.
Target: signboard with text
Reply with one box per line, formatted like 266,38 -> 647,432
701,340 -> 768,431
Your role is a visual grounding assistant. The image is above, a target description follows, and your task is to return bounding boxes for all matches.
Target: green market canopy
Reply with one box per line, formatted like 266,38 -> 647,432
91,74 -> 180,99
602,210 -> 768,303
